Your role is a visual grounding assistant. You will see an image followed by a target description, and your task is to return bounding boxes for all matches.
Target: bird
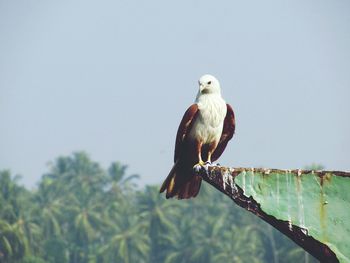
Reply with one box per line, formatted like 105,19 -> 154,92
160,74 -> 235,199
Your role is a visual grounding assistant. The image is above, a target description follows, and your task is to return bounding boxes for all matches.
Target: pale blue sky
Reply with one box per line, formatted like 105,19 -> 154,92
1,0 -> 349,188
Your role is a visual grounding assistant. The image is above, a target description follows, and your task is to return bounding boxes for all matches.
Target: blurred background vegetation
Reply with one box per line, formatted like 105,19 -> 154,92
0,152 -> 317,263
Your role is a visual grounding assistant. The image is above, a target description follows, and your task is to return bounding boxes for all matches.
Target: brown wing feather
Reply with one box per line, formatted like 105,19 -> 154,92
212,104 -> 235,161
160,104 -> 200,198
174,104 -> 199,162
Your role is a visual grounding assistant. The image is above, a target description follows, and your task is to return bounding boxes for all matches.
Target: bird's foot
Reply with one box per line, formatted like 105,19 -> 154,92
193,161 -> 205,172
203,161 -> 212,171
193,164 -> 202,172
193,161 -> 212,175
202,164 -> 210,174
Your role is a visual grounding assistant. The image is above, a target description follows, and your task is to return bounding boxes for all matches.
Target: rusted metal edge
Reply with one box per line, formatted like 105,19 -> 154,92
223,167 -> 350,178
195,165 -> 341,263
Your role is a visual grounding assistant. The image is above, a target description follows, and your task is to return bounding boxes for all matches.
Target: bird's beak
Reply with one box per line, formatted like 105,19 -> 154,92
200,84 -> 210,94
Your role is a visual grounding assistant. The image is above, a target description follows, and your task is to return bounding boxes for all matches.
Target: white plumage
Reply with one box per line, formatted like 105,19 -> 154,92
189,75 -> 227,145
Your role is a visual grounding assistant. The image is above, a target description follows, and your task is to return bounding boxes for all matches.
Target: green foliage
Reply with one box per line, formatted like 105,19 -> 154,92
0,152 -> 317,263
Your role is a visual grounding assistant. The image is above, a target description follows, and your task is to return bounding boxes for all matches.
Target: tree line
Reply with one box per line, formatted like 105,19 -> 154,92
0,152 -> 316,263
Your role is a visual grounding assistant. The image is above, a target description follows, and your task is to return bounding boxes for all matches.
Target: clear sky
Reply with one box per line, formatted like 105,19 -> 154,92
1,0 -> 349,188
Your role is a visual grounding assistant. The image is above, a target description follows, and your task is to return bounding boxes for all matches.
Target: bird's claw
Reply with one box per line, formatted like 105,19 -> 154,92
203,162 -> 211,171
193,164 -> 202,172
193,161 -> 211,175
193,160 -> 206,172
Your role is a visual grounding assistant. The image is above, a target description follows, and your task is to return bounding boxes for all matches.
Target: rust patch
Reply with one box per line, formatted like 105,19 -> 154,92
319,187 -> 327,243
319,173 -> 332,243
319,173 -> 332,187
296,174 -> 301,192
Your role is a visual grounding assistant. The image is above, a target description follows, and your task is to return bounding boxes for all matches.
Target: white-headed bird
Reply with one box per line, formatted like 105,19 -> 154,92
160,74 -> 235,199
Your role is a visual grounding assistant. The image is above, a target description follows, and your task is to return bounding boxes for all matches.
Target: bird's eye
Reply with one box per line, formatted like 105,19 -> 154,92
208,81 -> 211,85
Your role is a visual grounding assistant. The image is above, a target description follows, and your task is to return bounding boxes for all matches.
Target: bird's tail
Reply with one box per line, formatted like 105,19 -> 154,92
160,161 -> 202,199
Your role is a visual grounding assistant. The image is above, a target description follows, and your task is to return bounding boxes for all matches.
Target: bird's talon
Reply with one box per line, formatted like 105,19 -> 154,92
193,164 -> 202,172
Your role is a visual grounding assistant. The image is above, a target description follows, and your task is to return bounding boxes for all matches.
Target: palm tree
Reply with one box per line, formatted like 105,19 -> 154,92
42,152 -> 107,200
0,220 -> 26,263
98,202 -> 149,263
12,214 -> 42,259
106,162 -> 139,202
35,152 -> 109,263
163,216 -> 199,263
137,186 -> 180,263
34,178 -> 64,240
66,193 -> 108,262
0,170 -> 41,262
190,215 -> 227,263
213,224 -> 265,263
0,170 -> 27,224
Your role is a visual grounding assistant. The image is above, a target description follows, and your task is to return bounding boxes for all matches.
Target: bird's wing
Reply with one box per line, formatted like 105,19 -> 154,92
212,104 -> 235,161
174,104 -> 199,162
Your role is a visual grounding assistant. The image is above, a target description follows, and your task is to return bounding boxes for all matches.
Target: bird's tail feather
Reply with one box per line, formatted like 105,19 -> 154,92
160,161 -> 202,199
176,175 -> 202,199
159,161 -> 179,194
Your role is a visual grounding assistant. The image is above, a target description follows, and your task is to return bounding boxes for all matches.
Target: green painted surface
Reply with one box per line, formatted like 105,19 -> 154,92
235,171 -> 350,263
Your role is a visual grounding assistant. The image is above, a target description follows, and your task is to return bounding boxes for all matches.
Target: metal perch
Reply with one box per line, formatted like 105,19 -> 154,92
194,165 -> 350,263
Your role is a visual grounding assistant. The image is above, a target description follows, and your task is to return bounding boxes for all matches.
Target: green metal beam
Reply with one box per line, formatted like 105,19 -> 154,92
195,166 -> 350,263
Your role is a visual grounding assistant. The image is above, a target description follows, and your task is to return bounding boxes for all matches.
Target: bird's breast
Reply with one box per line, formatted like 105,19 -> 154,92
189,95 -> 227,144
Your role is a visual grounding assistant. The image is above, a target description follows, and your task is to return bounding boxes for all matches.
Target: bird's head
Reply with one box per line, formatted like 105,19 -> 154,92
198,74 -> 221,95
